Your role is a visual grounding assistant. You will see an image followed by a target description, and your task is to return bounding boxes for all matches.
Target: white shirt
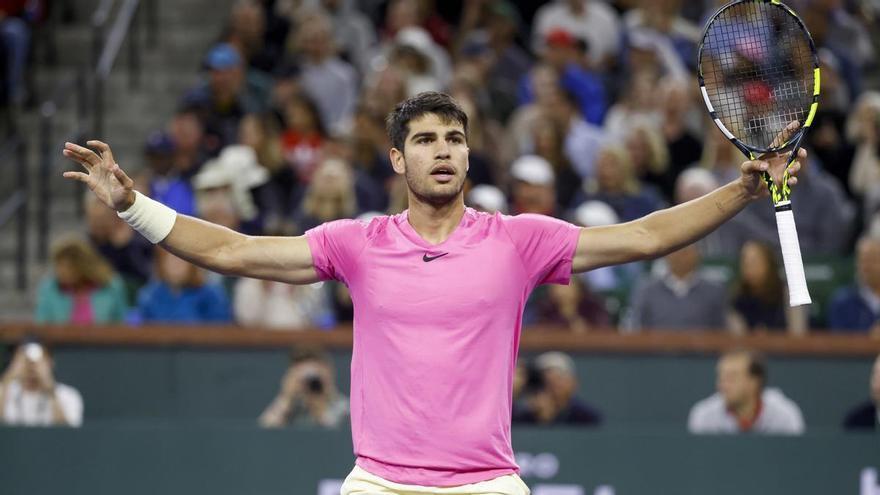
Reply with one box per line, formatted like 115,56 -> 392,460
532,0 -> 622,65
688,388 -> 804,435
2,380 -> 83,427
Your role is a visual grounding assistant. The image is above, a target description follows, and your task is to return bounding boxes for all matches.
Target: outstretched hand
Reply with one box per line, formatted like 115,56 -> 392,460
62,140 -> 136,212
739,121 -> 807,200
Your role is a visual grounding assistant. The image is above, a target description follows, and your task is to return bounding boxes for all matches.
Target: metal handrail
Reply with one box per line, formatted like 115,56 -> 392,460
0,135 -> 28,290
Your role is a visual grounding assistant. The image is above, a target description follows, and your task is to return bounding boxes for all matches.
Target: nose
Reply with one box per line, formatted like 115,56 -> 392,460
434,139 -> 451,160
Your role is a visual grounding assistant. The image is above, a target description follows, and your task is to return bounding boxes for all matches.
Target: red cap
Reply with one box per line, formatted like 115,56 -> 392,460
545,28 -> 576,48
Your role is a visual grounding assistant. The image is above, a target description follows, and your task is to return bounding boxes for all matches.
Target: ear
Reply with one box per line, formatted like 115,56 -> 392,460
390,147 -> 406,175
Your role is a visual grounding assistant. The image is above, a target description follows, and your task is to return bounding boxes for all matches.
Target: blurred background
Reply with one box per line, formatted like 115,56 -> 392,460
0,0 -> 878,494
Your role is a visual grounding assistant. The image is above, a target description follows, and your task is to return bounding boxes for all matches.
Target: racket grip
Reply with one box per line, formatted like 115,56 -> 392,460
774,202 -> 811,306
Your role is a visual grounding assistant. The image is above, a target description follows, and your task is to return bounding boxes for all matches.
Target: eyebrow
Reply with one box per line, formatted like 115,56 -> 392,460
410,130 -> 466,141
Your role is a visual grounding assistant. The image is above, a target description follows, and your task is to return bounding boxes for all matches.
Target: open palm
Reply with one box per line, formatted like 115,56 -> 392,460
62,140 -> 135,211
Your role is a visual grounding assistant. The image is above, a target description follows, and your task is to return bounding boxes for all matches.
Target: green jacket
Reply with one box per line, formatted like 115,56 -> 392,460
34,275 -> 128,324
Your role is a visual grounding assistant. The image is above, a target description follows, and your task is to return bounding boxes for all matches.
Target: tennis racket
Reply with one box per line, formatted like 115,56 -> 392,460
698,0 -> 819,306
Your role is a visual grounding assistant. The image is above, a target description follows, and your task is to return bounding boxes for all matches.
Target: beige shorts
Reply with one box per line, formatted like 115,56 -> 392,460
340,465 -> 531,495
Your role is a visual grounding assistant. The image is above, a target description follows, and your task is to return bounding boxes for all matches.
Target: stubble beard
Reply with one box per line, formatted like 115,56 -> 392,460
404,167 -> 465,208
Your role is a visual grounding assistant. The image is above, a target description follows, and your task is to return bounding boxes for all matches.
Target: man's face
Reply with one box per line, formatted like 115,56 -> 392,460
870,355 -> 880,404
717,354 -> 758,409
391,113 -> 469,207
857,239 -> 880,290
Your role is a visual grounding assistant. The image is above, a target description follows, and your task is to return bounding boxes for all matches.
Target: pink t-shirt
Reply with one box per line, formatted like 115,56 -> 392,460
305,208 -> 580,487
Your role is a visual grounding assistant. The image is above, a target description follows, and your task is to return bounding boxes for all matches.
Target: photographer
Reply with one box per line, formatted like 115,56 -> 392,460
0,341 -> 83,427
512,352 -> 602,426
259,348 -> 349,428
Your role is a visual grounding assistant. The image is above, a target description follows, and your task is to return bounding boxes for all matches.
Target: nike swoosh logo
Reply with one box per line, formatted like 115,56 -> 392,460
422,252 -> 449,262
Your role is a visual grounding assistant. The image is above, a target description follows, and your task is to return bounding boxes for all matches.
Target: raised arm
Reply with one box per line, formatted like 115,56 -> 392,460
63,141 -> 320,285
572,149 -> 806,273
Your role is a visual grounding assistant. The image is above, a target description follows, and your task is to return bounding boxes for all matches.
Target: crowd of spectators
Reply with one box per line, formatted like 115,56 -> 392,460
31,0 -> 880,334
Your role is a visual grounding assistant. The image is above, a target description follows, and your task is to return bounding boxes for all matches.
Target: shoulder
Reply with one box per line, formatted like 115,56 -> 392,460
761,388 -> 803,417
690,393 -> 726,417
54,382 -> 83,405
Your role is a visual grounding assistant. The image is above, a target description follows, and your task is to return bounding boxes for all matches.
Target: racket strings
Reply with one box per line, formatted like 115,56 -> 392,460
701,1 -> 814,150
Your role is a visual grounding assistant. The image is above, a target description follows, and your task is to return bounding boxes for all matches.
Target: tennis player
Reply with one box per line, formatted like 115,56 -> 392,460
62,92 -> 805,495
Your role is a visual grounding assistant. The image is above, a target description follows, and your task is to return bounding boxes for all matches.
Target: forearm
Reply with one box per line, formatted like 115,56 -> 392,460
160,214 -> 251,275
47,392 -> 71,426
640,180 -> 752,257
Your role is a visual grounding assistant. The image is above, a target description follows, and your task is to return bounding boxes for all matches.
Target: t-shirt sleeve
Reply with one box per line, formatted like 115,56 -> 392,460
305,219 -> 369,285
500,213 -> 581,286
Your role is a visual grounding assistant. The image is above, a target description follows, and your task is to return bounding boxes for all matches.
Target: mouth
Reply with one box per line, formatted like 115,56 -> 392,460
430,164 -> 456,182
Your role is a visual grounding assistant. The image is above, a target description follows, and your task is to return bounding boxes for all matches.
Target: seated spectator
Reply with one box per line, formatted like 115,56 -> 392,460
467,184 -> 508,214
85,193 -> 153,303
827,236 -> 880,334
570,200 -> 642,297
136,248 -> 232,324
191,144 -> 270,234
0,341 -> 83,427
259,347 -> 349,428
280,93 -> 326,185
234,277 -> 334,330
292,158 -> 359,232
847,91 -> 880,199
531,0 -> 622,71
139,130 -> 197,217
571,144 -> 665,222
688,350 -> 804,435
512,351 -> 601,426
624,243 -> 731,332
729,241 -> 808,335
35,236 -> 128,324
509,155 -> 557,216
287,9 -> 358,132
531,276 -> 609,332
843,353 -> 879,430
181,42 -> 270,151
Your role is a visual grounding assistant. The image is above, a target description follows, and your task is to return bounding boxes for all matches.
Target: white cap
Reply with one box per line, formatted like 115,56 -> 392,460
510,155 -> 555,186
573,200 -> 618,227
467,184 -> 508,214
192,145 -> 269,221
534,351 -> 575,375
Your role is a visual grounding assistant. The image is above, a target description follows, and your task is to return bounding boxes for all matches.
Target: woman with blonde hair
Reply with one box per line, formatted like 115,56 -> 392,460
294,158 -> 358,232
35,236 -> 127,324
572,143 -> 665,222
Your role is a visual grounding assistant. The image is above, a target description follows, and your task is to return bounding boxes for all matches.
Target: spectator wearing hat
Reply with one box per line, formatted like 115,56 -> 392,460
571,200 -> 641,297
180,42 -> 271,152
191,144 -> 270,235
140,130 -> 197,217
520,27 -> 607,126
532,0 -> 622,70
513,352 -> 602,425
467,184 -> 508,214
509,155 -> 557,216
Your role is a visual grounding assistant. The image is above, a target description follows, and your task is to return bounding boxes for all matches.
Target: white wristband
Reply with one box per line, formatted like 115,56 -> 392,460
117,191 -> 177,244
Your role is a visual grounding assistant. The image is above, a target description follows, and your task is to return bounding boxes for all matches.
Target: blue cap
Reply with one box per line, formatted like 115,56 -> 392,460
204,43 -> 242,70
144,130 -> 175,156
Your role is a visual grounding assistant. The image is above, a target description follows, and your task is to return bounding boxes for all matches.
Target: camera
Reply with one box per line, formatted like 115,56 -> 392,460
304,373 -> 324,394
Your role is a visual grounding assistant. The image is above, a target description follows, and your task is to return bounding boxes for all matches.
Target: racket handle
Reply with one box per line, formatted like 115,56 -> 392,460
774,202 -> 811,306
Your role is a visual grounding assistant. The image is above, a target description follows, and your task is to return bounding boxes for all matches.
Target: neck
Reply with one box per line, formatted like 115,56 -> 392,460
406,194 -> 466,245
733,394 -> 759,421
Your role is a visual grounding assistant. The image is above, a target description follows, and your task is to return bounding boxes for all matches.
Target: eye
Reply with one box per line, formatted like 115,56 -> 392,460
448,136 -> 464,144
417,136 -> 433,144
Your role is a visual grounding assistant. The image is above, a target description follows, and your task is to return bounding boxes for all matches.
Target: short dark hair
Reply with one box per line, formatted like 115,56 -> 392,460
385,92 -> 468,151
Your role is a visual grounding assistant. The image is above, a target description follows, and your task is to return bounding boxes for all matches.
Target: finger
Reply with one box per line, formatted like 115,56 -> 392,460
787,160 -> 801,176
111,163 -> 134,188
741,160 -> 769,174
62,149 -> 98,173
62,171 -> 90,183
63,143 -> 102,168
87,140 -> 116,166
769,121 -> 801,149
787,176 -> 798,186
